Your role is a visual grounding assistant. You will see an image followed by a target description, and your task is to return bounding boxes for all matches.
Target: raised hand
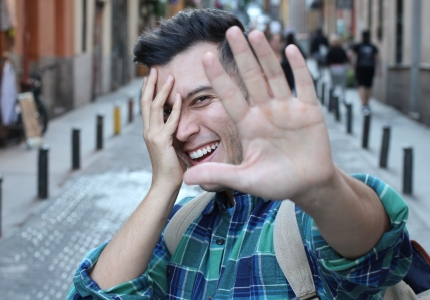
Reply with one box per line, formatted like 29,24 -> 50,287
141,68 -> 185,189
183,27 -> 336,201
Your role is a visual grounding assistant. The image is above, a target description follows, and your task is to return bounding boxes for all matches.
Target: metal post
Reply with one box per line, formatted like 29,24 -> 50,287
403,146 -> 413,194
346,103 -> 353,134
328,87 -> 334,111
334,95 -> 341,122
72,128 -> 80,170
128,97 -> 134,123
379,126 -> 391,168
313,77 -> 318,96
320,82 -> 325,105
96,114 -> 103,150
38,145 -> 49,199
362,113 -> 371,149
114,102 -> 121,135
0,174 -> 2,237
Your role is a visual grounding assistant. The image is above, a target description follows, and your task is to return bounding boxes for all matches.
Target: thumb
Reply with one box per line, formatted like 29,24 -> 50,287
183,162 -> 243,190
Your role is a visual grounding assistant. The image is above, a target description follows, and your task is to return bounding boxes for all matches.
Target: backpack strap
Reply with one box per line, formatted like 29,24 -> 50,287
164,192 -> 215,256
274,200 -> 318,300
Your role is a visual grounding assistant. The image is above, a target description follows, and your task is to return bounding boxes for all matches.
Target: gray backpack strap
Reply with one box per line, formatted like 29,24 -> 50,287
274,200 -> 318,300
164,192 -> 215,256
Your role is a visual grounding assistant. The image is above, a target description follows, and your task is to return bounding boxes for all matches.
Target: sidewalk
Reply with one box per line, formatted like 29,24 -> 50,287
0,69 -> 429,299
0,78 -> 144,237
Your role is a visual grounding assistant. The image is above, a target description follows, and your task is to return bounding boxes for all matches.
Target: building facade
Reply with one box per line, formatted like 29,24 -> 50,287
0,0 -> 147,119
354,0 -> 430,126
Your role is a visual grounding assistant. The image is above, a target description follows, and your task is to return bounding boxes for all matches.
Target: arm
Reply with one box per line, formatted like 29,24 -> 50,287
184,27 -> 390,259
90,69 -> 185,289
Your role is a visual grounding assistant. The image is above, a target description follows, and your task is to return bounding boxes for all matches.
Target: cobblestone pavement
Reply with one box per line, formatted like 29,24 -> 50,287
0,122 -> 201,300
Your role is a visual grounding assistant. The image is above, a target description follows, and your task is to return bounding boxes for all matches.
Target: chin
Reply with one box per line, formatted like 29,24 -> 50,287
199,183 -> 227,193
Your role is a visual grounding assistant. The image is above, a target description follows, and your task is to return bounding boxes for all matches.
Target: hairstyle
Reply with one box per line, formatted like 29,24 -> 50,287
133,8 -> 248,97
286,33 -> 296,46
362,30 -> 371,43
329,33 -> 341,47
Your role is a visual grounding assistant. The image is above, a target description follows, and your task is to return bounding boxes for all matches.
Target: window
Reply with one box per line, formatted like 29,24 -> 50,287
395,0 -> 403,64
377,0 -> 383,41
82,0 -> 87,52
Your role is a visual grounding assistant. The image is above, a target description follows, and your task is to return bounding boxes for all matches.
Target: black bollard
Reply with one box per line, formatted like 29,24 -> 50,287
38,145 -> 49,199
362,113 -> 371,149
403,146 -> 413,194
328,87 -> 335,111
334,95 -> 341,122
96,114 -> 103,150
313,77 -> 318,95
72,128 -> 80,170
346,103 -> 353,134
128,97 -> 134,123
320,83 -> 325,105
379,126 -> 391,168
0,174 -> 2,237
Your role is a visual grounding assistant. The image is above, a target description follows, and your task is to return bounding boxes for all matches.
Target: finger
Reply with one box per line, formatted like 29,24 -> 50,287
247,30 -> 292,100
226,27 -> 271,105
149,75 -> 174,128
142,68 -> 156,132
183,162 -> 242,190
203,52 -> 249,123
164,93 -> 182,136
286,45 -> 318,104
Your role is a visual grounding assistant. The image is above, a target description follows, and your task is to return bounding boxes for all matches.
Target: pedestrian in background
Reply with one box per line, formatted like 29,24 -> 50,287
281,32 -> 306,94
350,30 -> 380,114
310,28 -> 329,78
326,34 -> 349,103
268,33 -> 283,63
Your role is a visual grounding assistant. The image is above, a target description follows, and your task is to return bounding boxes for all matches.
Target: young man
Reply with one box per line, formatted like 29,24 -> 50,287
69,9 -> 411,299
351,30 -> 380,114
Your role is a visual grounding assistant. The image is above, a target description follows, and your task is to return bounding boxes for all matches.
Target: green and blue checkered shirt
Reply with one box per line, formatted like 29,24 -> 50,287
68,174 -> 412,299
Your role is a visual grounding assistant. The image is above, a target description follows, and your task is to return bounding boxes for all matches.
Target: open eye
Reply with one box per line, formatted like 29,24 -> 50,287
163,108 -> 172,122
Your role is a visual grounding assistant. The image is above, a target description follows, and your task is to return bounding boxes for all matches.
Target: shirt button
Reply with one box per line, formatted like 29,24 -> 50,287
216,238 -> 224,245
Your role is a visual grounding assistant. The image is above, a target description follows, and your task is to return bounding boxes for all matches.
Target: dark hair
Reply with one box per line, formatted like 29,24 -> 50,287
362,30 -> 371,43
133,9 -> 248,96
286,33 -> 296,45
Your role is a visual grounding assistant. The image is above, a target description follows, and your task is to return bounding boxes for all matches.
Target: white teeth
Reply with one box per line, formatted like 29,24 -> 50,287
188,143 -> 219,160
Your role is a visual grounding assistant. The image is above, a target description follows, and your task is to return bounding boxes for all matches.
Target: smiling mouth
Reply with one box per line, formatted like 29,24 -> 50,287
188,142 -> 219,162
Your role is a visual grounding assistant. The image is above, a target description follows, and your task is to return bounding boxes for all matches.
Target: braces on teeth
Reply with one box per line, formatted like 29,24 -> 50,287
189,143 -> 219,160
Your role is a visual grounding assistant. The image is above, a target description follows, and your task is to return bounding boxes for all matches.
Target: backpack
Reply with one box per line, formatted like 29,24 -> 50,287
164,192 -> 430,299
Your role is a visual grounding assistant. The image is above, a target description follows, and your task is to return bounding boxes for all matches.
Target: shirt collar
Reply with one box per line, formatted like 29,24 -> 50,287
201,191 -> 269,216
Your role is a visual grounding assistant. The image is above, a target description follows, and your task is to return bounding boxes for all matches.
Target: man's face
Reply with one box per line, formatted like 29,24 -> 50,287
155,43 -> 243,192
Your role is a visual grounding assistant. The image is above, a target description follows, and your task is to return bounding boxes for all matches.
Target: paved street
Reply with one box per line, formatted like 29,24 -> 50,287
0,66 -> 429,299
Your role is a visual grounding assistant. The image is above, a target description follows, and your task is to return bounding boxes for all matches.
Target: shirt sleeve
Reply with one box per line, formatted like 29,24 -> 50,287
67,197 -> 196,300
297,174 -> 412,299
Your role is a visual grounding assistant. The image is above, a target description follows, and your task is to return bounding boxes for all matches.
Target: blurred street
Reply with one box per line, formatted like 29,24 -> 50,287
1,1 -> 430,298
0,60 -> 429,299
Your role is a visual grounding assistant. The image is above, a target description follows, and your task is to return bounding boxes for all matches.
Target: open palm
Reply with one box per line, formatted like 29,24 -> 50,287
184,27 -> 335,201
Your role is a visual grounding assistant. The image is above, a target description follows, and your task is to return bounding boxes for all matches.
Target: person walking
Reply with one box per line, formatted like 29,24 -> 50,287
326,34 -> 349,103
350,30 -> 380,114
310,28 -> 329,78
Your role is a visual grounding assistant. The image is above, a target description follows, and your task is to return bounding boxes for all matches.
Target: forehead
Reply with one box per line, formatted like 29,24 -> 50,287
156,43 -> 219,103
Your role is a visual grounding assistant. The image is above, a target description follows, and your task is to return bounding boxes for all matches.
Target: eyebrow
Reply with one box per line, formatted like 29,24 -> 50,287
184,85 -> 214,101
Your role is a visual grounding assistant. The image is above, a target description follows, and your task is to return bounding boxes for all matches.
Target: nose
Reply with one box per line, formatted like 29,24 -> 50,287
175,110 -> 200,143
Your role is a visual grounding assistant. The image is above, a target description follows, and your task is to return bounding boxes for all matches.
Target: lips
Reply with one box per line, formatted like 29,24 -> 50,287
188,142 -> 219,162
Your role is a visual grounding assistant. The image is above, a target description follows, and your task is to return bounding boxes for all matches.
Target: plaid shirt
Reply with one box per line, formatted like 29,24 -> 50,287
68,174 -> 412,299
